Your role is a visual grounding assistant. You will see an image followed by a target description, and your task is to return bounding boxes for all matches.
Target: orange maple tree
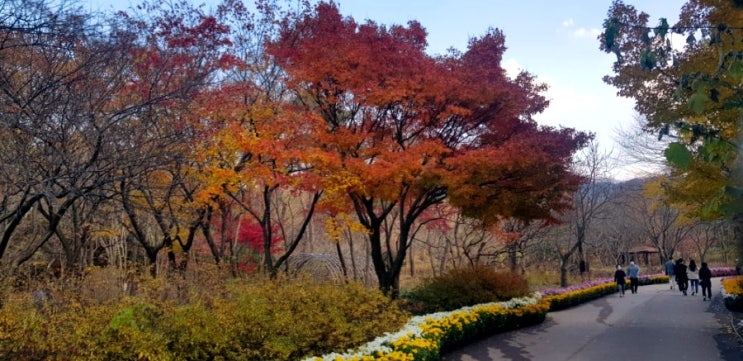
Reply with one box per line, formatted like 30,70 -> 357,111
266,2 -> 590,295
191,0 -> 332,275
193,79 -> 326,275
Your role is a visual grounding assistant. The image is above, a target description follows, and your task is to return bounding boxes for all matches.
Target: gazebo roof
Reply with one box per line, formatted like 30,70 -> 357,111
627,245 -> 659,253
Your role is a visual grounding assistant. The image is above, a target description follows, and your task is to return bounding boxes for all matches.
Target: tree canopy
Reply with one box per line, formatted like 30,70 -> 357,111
601,0 -> 743,259
267,2 -> 590,294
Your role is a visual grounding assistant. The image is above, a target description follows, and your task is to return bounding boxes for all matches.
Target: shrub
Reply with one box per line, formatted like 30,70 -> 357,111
186,276 -> 411,360
403,266 -> 530,314
0,273 -> 410,360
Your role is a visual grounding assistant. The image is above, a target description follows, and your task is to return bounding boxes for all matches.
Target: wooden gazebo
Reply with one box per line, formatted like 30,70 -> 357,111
627,245 -> 660,266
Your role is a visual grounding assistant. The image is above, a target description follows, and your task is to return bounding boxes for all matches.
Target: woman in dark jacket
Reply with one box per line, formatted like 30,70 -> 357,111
675,258 -> 689,296
699,262 -> 713,301
614,265 -> 627,297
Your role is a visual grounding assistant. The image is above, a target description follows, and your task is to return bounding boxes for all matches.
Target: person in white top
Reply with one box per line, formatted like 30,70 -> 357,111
687,259 -> 700,296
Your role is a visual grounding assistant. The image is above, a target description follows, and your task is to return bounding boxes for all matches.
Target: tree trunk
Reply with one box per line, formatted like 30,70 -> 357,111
368,225 -> 390,293
560,256 -> 570,288
336,241 -> 347,277
145,247 -> 159,278
508,243 -> 519,273
348,231 -> 358,280
733,213 -> 743,270
201,220 -> 221,264
366,220 -> 404,297
409,242 -> 415,277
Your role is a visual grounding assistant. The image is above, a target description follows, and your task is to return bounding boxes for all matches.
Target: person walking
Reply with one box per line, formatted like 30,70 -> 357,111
627,261 -> 640,294
614,265 -> 627,297
699,262 -> 713,301
675,258 -> 689,296
687,259 -> 700,296
664,258 -> 676,290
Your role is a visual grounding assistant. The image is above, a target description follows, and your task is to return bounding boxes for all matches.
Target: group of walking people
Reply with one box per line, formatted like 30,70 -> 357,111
613,261 -> 640,297
613,258 -> 714,300
664,258 -> 714,300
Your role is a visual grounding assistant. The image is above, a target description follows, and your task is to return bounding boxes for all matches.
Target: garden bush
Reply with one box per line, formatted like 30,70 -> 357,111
0,271 -> 410,360
402,266 -> 530,314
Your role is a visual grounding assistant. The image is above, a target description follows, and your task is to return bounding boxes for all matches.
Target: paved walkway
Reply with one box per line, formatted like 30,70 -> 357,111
442,278 -> 743,361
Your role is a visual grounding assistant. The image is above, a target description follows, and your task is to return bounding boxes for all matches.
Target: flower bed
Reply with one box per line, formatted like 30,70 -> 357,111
304,294 -> 549,361
722,276 -> 743,312
307,267 -> 741,360
304,275 -> 668,360
542,274 -> 669,311
710,267 -> 739,277
708,267 -> 741,312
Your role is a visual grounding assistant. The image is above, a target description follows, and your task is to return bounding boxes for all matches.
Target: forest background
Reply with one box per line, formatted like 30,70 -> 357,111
0,0 -> 740,306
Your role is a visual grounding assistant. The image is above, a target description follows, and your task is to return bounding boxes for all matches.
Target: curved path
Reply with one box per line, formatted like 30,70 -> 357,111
442,278 -> 742,361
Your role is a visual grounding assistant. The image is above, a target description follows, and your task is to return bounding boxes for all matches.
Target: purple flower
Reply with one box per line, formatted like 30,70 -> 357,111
540,273 -> 666,296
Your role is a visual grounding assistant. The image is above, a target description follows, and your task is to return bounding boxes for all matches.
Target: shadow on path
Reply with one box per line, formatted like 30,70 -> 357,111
495,319 -> 555,361
591,297 -> 612,326
442,318 -> 555,361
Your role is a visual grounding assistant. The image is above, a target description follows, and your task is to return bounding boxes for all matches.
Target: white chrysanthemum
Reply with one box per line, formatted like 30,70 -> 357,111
302,292 -> 542,361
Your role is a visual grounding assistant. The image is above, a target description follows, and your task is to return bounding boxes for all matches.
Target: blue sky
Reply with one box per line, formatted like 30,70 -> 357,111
336,0 -> 686,180
89,0 -> 689,179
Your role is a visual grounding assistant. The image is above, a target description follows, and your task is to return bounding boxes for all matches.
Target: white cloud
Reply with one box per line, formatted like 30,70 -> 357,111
502,58 -> 522,79
533,77 -> 642,180
572,27 -> 602,38
535,78 -> 603,130
501,56 -> 650,181
559,18 -> 600,39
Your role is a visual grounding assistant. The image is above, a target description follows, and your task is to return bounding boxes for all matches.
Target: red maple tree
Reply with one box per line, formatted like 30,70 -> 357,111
266,2 -> 590,295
